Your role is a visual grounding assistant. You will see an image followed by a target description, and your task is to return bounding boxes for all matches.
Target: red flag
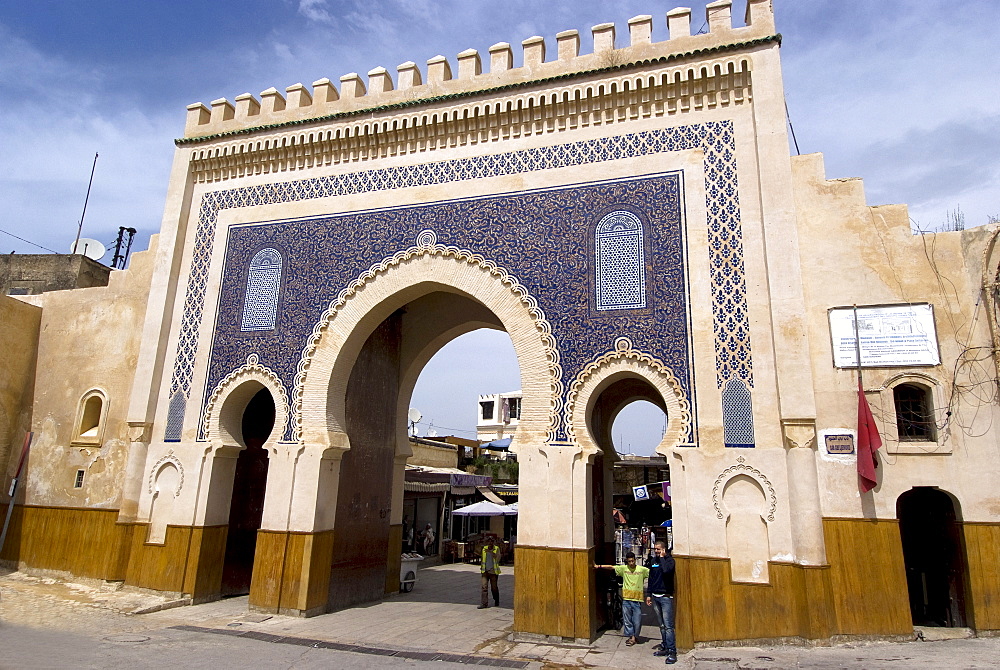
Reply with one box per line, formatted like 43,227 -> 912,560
857,379 -> 882,492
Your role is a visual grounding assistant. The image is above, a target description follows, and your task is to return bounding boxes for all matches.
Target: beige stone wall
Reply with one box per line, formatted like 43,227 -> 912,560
408,441 -> 459,469
21,240 -> 157,509
0,295 -> 41,487
791,152 -> 1000,523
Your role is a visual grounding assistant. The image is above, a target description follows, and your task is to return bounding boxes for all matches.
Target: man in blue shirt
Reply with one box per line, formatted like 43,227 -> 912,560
645,540 -> 677,664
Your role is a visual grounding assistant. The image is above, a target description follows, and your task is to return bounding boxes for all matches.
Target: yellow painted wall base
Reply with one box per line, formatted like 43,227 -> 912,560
675,558 -> 834,647
125,523 -> 226,597
514,545 -> 595,640
0,504 -> 132,580
675,518 -> 913,646
823,517 -> 912,636
962,522 -> 1000,630
4,507 -> 999,638
249,529 -> 334,615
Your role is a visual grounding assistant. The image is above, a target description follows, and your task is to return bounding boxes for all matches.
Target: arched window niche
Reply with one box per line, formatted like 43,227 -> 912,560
241,247 -> 283,332
72,389 -> 108,446
595,210 -> 647,312
881,373 -> 949,455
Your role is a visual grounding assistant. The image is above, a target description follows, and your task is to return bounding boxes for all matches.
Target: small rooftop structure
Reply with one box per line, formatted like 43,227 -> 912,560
1,254 -> 111,296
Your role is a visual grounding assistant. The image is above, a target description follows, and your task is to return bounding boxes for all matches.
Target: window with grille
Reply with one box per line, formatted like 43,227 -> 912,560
894,383 -> 935,441
241,248 -> 282,331
595,210 -> 646,311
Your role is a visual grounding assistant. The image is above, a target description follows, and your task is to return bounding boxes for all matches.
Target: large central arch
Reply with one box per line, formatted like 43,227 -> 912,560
245,239 -> 562,617
297,241 -> 562,449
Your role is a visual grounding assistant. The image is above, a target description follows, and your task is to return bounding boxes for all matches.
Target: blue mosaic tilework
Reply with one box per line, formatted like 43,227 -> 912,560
596,211 -> 646,311
165,121 -> 753,441
722,378 -> 755,448
241,248 -> 282,331
203,175 -> 690,443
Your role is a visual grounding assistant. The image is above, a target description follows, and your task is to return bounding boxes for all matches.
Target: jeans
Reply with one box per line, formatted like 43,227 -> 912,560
622,599 -> 643,639
650,594 -> 676,652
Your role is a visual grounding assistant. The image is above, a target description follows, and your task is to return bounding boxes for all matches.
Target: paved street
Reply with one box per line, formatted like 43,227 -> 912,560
2,563 -> 1000,669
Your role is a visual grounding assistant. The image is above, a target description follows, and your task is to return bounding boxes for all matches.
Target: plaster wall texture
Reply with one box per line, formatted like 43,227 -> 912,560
20,242 -> 156,509
407,442 -> 458,469
791,152 -> 1000,524
0,295 -> 41,486
0,254 -> 111,295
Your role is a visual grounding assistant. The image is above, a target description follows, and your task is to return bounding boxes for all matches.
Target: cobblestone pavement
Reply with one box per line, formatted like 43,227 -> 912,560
3,564 -> 1000,669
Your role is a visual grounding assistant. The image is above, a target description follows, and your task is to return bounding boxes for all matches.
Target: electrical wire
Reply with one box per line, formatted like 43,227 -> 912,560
0,227 -> 59,254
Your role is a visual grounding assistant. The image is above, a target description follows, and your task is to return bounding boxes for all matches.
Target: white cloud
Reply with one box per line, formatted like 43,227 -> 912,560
0,21 -> 173,255
298,0 -> 335,25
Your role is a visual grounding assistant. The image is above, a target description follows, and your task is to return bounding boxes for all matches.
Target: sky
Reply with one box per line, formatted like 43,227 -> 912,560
1,1 -> 997,453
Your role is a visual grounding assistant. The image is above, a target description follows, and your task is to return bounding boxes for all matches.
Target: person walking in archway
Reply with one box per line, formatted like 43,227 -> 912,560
645,540 -> 677,664
422,523 -> 435,555
596,551 -> 649,646
478,535 -> 502,609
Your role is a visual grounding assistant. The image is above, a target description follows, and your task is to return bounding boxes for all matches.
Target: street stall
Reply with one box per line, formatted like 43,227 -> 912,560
402,465 -> 493,556
450,500 -> 518,564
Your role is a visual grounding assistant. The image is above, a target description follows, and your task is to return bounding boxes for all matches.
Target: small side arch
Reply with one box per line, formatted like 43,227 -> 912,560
565,337 -> 691,458
202,354 -> 290,449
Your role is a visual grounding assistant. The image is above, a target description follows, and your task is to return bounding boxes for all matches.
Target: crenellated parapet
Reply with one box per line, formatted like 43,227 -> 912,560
182,1 -> 774,140
180,0 -> 778,182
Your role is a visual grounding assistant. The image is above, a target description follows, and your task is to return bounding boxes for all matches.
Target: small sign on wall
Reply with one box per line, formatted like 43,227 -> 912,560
825,434 -> 855,454
633,485 -> 649,501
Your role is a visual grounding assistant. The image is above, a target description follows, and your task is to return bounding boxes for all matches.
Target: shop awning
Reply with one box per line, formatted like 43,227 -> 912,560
452,500 -> 517,516
483,437 -> 512,450
404,465 -> 492,490
477,486 -> 505,504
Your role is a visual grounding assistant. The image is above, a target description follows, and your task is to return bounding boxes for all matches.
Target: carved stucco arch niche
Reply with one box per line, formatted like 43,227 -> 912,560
292,235 -> 562,533
196,355 -> 289,527
565,337 -> 691,460
202,354 -> 290,453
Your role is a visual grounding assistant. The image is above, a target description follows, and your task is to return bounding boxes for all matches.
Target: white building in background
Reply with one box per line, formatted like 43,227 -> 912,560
477,390 -> 522,442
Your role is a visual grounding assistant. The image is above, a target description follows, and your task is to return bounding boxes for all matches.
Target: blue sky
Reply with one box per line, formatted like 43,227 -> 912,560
2,1 -> 997,451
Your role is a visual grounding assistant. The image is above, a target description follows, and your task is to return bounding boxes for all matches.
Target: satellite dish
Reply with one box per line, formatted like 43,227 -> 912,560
427,428 -> 438,437
408,408 -> 422,424
70,238 -> 107,261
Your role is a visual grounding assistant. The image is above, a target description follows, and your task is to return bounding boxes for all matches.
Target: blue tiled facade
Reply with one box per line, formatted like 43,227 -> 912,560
164,121 -> 755,447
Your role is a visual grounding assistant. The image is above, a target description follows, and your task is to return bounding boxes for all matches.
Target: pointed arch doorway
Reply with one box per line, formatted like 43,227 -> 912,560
221,387 -> 275,596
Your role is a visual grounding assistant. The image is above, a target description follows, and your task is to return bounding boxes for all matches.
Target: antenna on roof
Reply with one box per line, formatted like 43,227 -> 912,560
72,153 -> 99,255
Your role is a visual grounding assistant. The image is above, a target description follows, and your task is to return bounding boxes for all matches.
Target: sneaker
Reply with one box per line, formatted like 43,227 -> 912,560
653,650 -> 668,657
665,652 -> 677,664
653,644 -> 663,651
477,604 -> 488,609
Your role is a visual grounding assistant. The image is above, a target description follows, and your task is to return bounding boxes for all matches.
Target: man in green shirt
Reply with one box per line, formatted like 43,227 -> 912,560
596,551 -> 649,646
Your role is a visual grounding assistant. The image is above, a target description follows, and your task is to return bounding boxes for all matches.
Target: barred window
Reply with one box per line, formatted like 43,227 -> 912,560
241,248 -> 282,332
894,383 -> 935,441
595,210 -> 645,311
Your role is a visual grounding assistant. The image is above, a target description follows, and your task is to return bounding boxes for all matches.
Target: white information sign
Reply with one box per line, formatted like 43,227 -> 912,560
632,485 -> 649,501
829,304 -> 940,368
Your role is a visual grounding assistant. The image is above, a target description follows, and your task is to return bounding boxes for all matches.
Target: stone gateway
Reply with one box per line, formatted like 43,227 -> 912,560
3,0 -> 1000,646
